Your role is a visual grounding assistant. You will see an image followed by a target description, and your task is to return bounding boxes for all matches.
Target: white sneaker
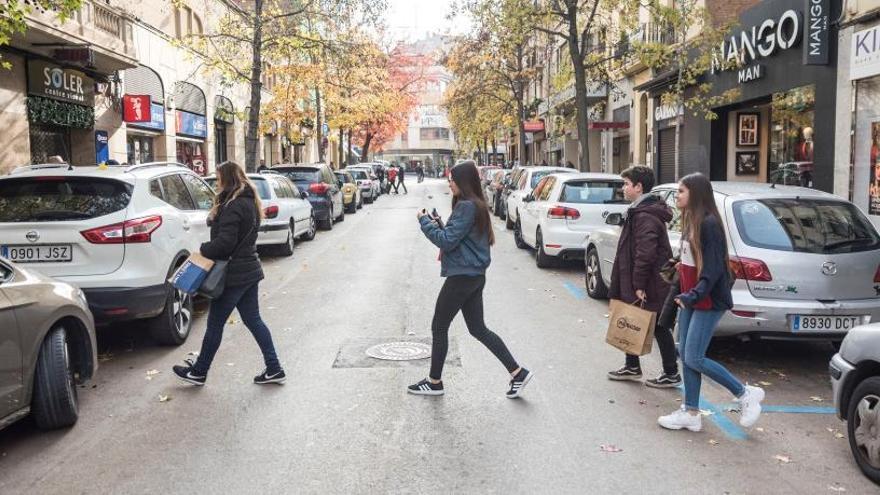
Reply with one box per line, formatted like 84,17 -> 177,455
737,385 -> 765,427
658,407 -> 702,432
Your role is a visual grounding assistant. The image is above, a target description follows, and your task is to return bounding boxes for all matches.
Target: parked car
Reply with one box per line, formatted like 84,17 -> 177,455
485,169 -> 510,214
518,173 -> 628,267
271,163 -> 344,230
0,162 -> 215,345
583,182 -> 880,340
334,170 -> 361,214
345,166 -> 379,203
478,165 -> 501,187
0,258 -> 97,430
498,167 -> 529,220
506,166 -> 575,231
206,173 -> 315,256
830,322 -> 880,485
770,161 -> 814,187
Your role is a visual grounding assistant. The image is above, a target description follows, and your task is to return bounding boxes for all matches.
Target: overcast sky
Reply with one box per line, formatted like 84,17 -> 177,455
384,0 -> 471,43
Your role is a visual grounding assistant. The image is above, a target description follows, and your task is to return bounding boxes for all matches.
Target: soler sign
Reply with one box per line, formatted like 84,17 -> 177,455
27,60 -> 95,106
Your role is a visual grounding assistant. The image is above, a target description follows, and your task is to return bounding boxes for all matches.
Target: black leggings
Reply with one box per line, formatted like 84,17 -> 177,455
429,275 -> 519,380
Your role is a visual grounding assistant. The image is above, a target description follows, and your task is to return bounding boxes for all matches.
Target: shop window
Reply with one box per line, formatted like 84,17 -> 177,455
175,6 -> 203,39
769,85 -> 815,186
420,128 -> 449,140
127,135 -> 154,165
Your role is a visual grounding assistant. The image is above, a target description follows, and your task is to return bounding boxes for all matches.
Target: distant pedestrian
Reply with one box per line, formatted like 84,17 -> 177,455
607,165 -> 680,388
173,161 -> 285,386
409,161 -> 533,398
658,173 -> 764,432
417,164 -> 425,183
387,165 -> 399,193
397,164 -> 408,194
376,165 -> 386,194
540,159 -> 548,166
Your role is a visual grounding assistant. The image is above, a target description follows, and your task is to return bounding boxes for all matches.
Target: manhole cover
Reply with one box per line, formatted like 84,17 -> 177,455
365,342 -> 432,361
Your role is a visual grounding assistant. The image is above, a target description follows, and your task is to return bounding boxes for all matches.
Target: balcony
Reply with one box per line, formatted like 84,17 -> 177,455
620,22 -> 677,76
14,0 -> 137,73
547,82 -> 607,110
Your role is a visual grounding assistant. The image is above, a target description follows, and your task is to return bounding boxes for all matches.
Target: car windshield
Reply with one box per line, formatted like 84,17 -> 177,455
0,177 -> 133,222
278,168 -> 320,182
349,170 -> 369,180
531,170 -> 570,188
732,198 -> 880,254
560,180 -> 627,204
335,173 -> 353,184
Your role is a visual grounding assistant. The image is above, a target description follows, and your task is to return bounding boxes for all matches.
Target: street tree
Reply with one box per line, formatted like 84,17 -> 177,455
1,0 -> 83,69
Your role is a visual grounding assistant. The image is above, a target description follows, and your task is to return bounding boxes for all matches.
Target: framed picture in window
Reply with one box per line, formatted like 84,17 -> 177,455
735,151 -> 759,176
737,113 -> 760,146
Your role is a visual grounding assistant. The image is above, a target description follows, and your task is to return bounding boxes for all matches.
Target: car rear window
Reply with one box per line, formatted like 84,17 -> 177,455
349,170 -> 369,180
0,177 -> 132,222
732,198 -> 880,254
560,180 -> 626,204
531,170 -> 570,188
278,168 -> 320,182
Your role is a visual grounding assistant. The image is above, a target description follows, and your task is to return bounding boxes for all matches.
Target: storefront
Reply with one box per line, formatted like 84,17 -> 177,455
214,95 -> 234,166
847,22 -> 880,223
174,82 -> 208,175
25,59 -> 96,163
123,65 -> 165,164
643,0 -> 838,191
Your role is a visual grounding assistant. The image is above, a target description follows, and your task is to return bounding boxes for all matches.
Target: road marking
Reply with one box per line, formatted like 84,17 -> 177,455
699,397 -> 749,441
720,404 -> 836,415
563,281 -> 587,300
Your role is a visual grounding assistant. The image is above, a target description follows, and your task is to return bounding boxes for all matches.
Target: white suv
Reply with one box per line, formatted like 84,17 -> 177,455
0,162 -> 215,345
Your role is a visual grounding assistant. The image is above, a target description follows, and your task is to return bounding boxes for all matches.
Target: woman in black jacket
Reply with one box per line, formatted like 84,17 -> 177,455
173,161 -> 285,386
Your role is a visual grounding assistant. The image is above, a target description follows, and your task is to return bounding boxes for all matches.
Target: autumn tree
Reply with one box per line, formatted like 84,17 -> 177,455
1,0 -> 83,69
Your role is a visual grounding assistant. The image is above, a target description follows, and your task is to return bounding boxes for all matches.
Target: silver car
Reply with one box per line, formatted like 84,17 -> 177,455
830,322 -> 880,485
583,182 -> 880,339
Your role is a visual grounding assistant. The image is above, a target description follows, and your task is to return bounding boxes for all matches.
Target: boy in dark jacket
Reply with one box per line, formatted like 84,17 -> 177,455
607,166 -> 681,388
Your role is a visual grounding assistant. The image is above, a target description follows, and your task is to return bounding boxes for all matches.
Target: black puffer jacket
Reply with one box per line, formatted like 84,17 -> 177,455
200,187 -> 264,288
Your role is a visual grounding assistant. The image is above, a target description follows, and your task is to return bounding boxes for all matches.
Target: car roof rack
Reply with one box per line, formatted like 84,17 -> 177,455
9,163 -> 74,174
124,162 -> 187,173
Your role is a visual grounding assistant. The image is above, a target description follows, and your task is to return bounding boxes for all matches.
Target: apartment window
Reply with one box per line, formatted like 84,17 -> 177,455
175,6 -> 203,39
420,128 -> 449,140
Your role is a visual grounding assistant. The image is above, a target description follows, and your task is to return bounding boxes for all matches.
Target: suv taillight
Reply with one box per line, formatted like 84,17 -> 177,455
547,206 -> 580,220
874,264 -> 880,283
264,205 -> 279,219
729,256 -> 772,282
309,183 -> 329,195
81,216 -> 162,244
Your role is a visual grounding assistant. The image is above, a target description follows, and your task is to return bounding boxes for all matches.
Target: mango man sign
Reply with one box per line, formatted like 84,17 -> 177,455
27,60 -> 95,106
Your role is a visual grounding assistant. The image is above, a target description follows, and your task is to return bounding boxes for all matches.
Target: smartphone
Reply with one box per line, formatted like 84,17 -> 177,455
431,208 -> 444,228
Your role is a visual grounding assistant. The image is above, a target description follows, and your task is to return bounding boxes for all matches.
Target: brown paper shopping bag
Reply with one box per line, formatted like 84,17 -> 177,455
605,299 -> 656,356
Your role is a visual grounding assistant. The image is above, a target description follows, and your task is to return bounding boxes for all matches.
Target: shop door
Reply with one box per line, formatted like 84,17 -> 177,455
30,125 -> 70,164
214,123 -> 227,165
657,127 -> 676,184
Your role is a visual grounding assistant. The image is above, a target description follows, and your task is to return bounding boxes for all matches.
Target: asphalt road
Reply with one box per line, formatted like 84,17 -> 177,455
0,178 -> 871,494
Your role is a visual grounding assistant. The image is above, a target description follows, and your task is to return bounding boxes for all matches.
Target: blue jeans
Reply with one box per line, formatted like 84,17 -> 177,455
679,307 -> 745,410
193,282 -> 281,375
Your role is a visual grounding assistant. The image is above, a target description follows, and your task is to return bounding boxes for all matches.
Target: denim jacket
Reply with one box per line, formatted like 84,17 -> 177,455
419,200 -> 491,277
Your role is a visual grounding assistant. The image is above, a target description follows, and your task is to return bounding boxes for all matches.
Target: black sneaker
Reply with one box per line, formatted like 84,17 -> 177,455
607,366 -> 642,381
254,369 -> 286,385
506,368 -> 533,399
645,373 -> 682,389
173,364 -> 206,386
407,378 -> 444,396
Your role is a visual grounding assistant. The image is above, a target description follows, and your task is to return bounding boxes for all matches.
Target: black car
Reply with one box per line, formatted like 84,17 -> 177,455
271,164 -> 344,230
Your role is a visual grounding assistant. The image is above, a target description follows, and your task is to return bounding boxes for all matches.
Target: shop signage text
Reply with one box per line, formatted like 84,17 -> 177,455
523,120 -> 545,132
589,122 -> 630,130
176,110 -> 207,138
27,60 -> 95,106
129,103 -> 165,131
851,25 -> 880,80
710,9 -> 801,81
654,104 -> 684,122
804,0 -> 829,65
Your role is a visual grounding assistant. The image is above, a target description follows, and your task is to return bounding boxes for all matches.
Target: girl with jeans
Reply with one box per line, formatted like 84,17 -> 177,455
173,161 -> 285,386
658,173 -> 764,431
408,161 -> 532,398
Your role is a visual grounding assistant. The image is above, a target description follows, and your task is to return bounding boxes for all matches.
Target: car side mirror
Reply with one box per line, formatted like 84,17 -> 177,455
605,212 -> 624,226
301,191 -> 310,198
337,180 -> 343,188
523,194 -> 534,203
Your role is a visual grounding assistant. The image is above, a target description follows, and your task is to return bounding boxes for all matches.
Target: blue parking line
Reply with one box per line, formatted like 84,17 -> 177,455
699,397 -> 749,441
563,281 -> 587,300
719,404 -> 836,415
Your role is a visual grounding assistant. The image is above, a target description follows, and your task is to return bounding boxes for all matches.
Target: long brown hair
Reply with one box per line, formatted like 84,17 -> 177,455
211,161 -> 263,220
679,173 -> 728,276
450,161 -> 495,246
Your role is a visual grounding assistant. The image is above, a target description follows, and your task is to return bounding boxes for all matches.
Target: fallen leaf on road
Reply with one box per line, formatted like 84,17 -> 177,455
599,444 -> 623,453
826,427 -> 834,433
755,427 -> 765,433
407,331 -> 415,335
834,433 -> 844,439
828,486 -> 846,492
758,381 -> 772,387
578,319 -> 585,323
699,409 -> 714,416
527,288 -> 535,291
608,399 -> 616,404
226,363 -> 234,366
267,306 -> 276,310
158,394 -> 171,402
603,314 -> 610,318
146,369 -> 160,376
774,455 -> 791,464
639,399 -> 647,405
708,439 -> 719,446
810,396 -> 824,402
283,327 -> 292,332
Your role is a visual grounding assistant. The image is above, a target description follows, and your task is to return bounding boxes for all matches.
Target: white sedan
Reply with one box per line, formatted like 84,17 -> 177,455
517,173 -> 628,268
505,166 -> 573,231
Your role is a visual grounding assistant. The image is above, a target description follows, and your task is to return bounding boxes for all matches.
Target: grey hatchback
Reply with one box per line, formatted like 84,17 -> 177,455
0,257 -> 97,430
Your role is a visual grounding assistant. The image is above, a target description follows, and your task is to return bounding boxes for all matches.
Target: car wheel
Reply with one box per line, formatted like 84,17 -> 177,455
346,199 -> 357,214
366,195 -> 374,204
149,278 -> 193,346
338,205 -> 346,221
498,198 -> 507,220
535,229 -> 555,268
505,209 -> 515,230
320,206 -> 334,230
32,325 -> 79,429
303,214 -> 317,240
357,197 -> 363,209
585,247 -> 608,299
277,224 -> 294,257
514,219 -> 528,249
848,376 -> 880,484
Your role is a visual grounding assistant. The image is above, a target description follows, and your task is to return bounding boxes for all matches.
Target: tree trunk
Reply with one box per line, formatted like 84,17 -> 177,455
516,99 -> 527,166
315,87 -> 324,163
337,128 -> 344,169
565,4 -> 590,172
482,137 -> 488,165
491,138 -> 497,165
362,132 -> 373,162
346,129 -> 353,165
245,0 -> 264,172
476,142 -> 483,166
